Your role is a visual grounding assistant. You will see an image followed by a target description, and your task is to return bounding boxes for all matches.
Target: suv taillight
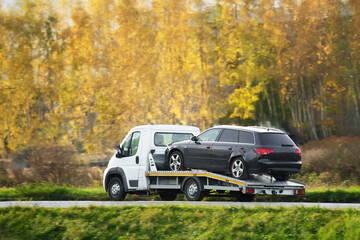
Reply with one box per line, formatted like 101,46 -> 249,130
295,149 -> 301,156
257,148 -> 274,155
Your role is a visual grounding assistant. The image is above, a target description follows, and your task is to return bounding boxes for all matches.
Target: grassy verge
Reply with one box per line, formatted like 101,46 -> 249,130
0,184 -> 108,201
1,206 -> 360,239
2,184 -> 360,203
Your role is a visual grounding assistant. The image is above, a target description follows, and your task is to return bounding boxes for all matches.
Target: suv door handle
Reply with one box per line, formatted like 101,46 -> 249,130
206,146 -> 211,149
228,147 -> 233,150
136,156 -> 139,164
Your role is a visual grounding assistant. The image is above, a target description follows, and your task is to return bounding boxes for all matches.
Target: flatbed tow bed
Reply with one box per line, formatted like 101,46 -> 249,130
146,170 -> 304,198
143,153 -> 305,201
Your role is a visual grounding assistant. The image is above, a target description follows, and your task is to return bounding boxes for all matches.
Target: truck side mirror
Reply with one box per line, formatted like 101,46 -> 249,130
191,136 -> 199,142
115,145 -> 122,158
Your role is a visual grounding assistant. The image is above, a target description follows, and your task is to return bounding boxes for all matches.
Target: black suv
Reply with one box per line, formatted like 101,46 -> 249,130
166,125 -> 302,181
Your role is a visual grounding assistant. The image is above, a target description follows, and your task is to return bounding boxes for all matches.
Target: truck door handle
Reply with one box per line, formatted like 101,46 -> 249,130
228,147 -> 233,150
206,146 -> 211,149
136,156 -> 139,164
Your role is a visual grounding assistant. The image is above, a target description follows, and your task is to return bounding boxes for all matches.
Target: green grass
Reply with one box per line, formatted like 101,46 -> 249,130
0,183 -> 108,201
2,183 -> 360,203
1,206 -> 360,239
303,187 -> 360,203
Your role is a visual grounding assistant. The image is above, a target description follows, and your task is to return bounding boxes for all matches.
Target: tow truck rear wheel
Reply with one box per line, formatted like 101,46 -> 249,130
108,177 -> 127,201
159,191 -> 178,201
184,178 -> 204,201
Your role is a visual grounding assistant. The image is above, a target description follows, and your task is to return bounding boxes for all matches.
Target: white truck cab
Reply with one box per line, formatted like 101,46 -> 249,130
103,125 -> 200,199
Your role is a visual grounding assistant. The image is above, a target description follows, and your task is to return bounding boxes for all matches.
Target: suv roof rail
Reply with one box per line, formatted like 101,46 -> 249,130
247,126 -> 284,133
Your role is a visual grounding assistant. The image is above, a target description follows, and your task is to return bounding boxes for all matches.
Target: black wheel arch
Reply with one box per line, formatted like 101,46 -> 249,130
105,167 -> 128,193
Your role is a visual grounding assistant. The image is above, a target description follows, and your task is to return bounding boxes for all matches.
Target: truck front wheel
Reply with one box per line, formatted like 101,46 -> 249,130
108,177 -> 127,201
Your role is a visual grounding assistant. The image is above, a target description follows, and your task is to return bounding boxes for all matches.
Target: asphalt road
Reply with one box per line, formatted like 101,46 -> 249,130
1,201 -> 360,209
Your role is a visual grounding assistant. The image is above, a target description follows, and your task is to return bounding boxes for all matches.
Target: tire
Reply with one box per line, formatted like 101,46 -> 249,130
108,177 -> 127,201
234,193 -> 255,202
274,174 -> 290,181
159,191 -> 178,201
230,158 -> 248,180
168,151 -> 184,171
184,178 -> 203,201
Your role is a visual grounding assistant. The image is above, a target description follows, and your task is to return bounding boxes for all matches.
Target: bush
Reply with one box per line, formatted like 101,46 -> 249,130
7,145 -> 105,187
11,145 -> 78,185
296,136 -> 360,186
0,160 -> 12,187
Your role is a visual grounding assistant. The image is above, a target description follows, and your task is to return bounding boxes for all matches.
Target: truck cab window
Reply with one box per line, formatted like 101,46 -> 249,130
122,131 -> 141,157
130,132 -> 141,155
154,132 -> 193,146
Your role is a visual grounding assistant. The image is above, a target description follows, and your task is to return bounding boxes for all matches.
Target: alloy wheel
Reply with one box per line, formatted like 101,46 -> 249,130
232,159 -> 244,178
169,153 -> 181,171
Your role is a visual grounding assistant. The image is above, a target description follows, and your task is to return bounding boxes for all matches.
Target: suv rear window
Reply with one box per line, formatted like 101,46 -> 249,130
259,133 -> 294,146
154,133 -> 193,146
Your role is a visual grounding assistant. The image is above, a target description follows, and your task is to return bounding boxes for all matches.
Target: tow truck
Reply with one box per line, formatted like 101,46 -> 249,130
103,125 -> 305,201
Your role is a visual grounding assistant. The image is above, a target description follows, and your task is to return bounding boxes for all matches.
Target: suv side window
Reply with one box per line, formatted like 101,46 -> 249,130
239,131 -> 254,144
122,131 -> 141,157
198,129 -> 222,142
218,129 -> 238,143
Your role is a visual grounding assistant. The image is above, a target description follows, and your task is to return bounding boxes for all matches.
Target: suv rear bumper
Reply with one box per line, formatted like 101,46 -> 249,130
257,159 -> 302,174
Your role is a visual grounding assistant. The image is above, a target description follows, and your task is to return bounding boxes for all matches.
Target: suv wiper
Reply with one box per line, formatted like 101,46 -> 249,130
281,144 -> 294,147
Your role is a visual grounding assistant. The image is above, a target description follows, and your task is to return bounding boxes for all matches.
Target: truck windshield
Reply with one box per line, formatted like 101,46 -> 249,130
154,132 -> 193,146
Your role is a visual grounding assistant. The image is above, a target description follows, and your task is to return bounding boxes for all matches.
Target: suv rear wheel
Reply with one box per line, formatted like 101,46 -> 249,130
230,158 -> 248,180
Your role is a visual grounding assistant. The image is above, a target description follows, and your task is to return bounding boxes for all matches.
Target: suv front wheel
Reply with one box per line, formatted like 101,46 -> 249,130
169,151 -> 184,171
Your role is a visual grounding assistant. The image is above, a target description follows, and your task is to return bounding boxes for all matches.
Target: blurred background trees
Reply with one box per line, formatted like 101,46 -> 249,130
1,0 -> 360,157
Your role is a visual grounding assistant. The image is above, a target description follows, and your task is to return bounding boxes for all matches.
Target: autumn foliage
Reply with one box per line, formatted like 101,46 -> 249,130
1,0 -> 360,156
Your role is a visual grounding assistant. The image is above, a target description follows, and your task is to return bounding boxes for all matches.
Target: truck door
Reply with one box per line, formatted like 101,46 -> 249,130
120,131 -> 141,189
